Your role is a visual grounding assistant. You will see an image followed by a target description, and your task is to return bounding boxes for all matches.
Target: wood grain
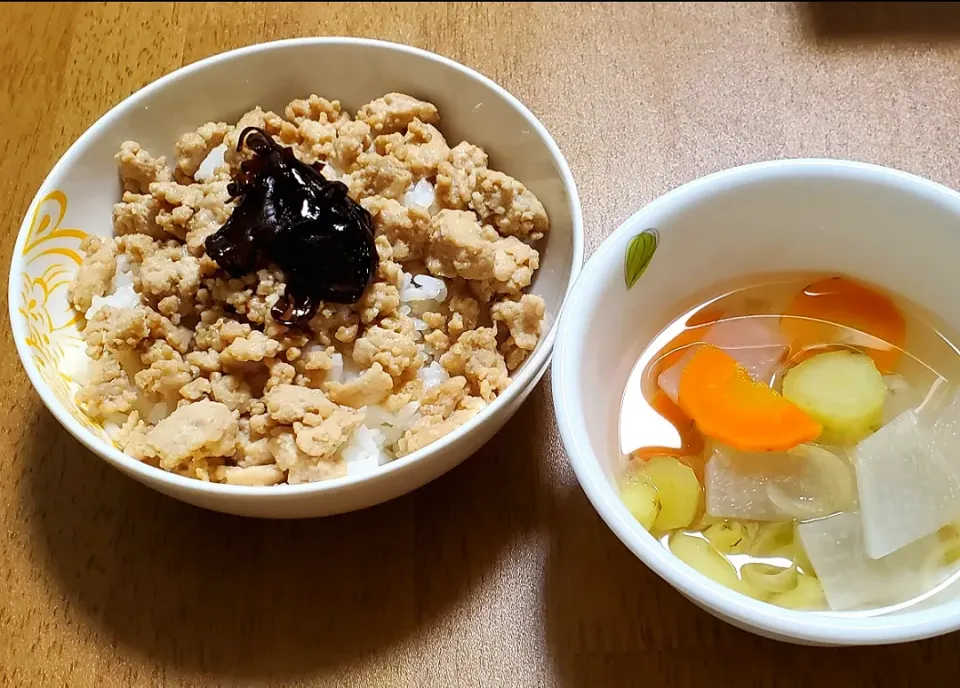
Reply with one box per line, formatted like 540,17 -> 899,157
4,3 -> 960,686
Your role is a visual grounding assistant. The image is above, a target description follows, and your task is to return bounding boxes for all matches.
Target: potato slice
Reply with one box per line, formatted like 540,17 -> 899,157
619,469 -> 660,530
702,520 -> 757,554
640,456 -> 702,531
782,350 -> 887,444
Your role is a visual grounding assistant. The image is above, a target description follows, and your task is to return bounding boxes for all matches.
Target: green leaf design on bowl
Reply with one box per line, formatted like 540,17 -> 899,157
624,228 -> 659,290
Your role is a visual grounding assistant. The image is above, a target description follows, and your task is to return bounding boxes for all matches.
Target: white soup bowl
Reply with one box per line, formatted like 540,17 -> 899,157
552,159 -> 960,645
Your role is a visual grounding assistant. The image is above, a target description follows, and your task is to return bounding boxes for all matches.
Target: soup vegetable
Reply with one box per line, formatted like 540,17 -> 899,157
618,274 -> 960,613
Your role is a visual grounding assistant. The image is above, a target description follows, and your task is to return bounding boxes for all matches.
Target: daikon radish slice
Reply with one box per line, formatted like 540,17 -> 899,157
658,316 -> 789,404
854,382 -> 960,559
797,511 -> 953,611
705,443 -> 854,521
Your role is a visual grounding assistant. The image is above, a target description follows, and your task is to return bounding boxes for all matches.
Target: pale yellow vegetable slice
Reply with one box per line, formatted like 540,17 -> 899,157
782,350 -> 887,444
640,456 -> 702,532
619,470 -> 660,530
750,520 -> 817,576
703,520 -> 758,554
741,563 -> 799,594
669,533 -> 765,599
770,574 -> 826,610
750,521 -> 796,557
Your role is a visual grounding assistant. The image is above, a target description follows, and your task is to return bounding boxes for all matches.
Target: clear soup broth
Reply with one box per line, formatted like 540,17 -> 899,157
618,272 -> 960,614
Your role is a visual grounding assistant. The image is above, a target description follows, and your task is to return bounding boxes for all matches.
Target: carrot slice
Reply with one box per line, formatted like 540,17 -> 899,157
781,276 -> 905,373
678,344 -> 822,452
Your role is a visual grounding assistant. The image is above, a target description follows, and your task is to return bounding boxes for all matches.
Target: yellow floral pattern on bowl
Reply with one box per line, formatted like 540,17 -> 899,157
18,190 -> 111,440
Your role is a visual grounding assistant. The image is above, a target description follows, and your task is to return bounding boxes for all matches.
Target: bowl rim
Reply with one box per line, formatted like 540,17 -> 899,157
551,157 -> 960,645
8,36 -> 584,498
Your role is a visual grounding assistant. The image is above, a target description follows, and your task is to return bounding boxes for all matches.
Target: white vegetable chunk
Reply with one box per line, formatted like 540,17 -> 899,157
798,511 -> 954,611
657,316 -> 788,404
854,381 -> 960,559
705,444 -> 855,522
706,448 -> 798,521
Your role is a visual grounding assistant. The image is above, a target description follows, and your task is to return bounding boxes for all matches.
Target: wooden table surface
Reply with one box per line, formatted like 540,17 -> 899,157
5,2 -> 960,686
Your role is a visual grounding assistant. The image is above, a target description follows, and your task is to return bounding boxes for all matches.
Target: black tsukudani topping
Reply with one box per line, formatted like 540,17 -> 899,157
204,127 -> 377,326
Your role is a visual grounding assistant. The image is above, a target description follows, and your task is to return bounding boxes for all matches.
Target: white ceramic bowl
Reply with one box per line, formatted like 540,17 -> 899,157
552,159 -> 960,645
9,38 -> 583,518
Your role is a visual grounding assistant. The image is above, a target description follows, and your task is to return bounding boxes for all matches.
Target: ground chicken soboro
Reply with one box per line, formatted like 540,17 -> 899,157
69,92 -> 550,486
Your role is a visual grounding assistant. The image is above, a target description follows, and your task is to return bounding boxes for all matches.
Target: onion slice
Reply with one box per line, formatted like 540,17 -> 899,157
749,521 -> 796,557
764,444 -> 856,520
771,574 -> 826,610
742,563 -> 799,594
669,533 -> 766,600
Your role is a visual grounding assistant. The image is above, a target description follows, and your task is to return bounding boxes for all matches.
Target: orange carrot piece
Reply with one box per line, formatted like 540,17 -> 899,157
781,276 -> 905,373
678,344 -> 822,452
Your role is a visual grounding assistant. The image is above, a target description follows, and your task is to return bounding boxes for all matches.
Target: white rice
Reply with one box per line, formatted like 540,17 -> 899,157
363,401 -> 420,447
342,425 -> 385,475
96,231 -> 456,479
341,399 -> 422,475
399,272 -> 449,329
85,256 -> 139,320
194,143 -> 226,182
402,178 -> 436,211
340,362 -> 450,475
339,354 -> 363,382
328,352 -> 344,384
399,273 -> 447,303
418,361 -> 449,390
301,343 -> 351,385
